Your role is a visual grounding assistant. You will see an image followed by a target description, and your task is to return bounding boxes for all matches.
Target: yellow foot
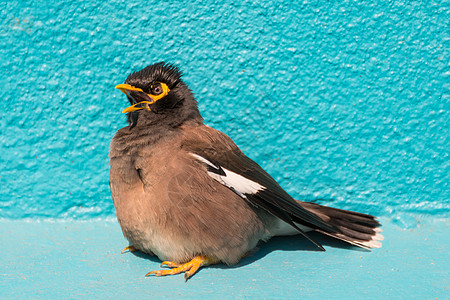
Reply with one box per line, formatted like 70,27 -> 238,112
145,255 -> 218,282
121,245 -> 137,254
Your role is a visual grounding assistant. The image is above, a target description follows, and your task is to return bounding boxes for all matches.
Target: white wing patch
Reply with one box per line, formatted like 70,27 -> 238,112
190,153 -> 265,198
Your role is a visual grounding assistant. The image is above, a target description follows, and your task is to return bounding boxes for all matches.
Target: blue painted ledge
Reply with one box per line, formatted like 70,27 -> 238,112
1,217 -> 448,299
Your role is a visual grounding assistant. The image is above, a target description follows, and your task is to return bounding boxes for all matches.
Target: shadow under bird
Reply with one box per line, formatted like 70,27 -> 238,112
110,62 -> 383,281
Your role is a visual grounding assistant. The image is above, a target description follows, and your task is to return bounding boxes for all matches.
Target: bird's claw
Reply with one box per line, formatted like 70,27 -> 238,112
121,245 -> 137,254
145,255 -> 217,282
160,261 -> 181,268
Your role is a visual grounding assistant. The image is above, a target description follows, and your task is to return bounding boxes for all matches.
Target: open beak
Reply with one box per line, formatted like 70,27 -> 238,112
115,84 -> 154,113
115,83 -> 170,113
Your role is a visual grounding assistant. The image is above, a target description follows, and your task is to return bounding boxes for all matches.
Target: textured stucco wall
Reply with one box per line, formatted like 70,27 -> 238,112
1,1 -> 448,224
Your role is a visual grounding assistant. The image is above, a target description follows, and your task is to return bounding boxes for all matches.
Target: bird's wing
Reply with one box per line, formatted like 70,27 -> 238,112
181,125 -> 339,250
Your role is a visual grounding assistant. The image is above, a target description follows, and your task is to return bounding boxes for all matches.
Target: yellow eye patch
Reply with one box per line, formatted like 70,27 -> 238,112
148,82 -> 170,101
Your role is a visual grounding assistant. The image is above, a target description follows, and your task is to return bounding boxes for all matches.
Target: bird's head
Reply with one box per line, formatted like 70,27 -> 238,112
115,62 -> 202,128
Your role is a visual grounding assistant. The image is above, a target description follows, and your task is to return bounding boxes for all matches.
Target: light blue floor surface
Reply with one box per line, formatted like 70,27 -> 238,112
1,217 -> 448,299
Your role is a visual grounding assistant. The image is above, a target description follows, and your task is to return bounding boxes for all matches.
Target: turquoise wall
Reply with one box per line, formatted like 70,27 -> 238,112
1,1 -> 448,224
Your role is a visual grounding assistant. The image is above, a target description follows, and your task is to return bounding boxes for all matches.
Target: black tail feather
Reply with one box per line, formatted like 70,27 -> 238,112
299,202 -> 384,249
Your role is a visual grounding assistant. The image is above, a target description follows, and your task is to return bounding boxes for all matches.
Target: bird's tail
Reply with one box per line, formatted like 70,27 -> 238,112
299,202 -> 384,249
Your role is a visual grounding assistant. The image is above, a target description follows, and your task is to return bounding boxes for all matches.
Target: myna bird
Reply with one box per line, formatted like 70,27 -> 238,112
110,62 -> 383,281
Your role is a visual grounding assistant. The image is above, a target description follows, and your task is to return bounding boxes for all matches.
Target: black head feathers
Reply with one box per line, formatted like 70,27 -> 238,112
125,62 -> 183,92
119,62 -> 203,129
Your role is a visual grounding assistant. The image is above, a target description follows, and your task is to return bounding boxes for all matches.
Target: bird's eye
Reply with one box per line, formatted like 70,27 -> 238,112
150,83 -> 163,95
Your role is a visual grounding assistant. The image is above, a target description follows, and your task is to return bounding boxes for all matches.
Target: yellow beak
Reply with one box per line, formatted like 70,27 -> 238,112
115,84 -> 144,94
115,83 -> 170,113
121,101 -> 153,113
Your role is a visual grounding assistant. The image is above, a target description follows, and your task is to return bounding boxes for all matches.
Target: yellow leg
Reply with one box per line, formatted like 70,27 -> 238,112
146,255 -> 218,282
121,245 -> 137,254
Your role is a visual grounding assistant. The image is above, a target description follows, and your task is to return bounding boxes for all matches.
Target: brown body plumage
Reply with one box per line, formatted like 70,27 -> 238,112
110,124 -> 277,264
